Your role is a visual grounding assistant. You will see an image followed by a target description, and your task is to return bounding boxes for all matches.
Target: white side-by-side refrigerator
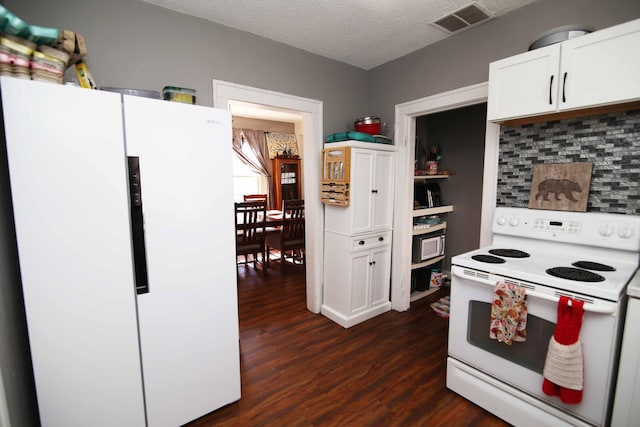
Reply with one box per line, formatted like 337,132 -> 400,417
0,76 -> 240,427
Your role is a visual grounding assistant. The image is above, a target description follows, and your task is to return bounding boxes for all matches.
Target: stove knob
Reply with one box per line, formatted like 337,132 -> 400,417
617,225 -> 635,239
496,215 -> 506,226
598,224 -> 614,237
508,217 -> 519,227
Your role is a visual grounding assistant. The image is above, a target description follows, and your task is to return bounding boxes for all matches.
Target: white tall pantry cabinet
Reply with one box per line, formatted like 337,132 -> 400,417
322,141 -> 396,328
0,77 -> 241,427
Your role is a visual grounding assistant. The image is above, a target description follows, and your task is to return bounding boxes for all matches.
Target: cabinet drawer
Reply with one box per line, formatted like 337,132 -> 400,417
351,232 -> 391,251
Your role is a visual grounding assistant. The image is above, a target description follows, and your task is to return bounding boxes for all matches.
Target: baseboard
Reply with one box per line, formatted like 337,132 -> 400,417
321,302 -> 391,328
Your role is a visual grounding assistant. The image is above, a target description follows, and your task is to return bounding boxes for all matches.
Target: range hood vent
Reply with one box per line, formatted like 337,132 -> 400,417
432,2 -> 492,33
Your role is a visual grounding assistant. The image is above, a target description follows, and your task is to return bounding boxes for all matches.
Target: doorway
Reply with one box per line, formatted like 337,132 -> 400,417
415,102 -> 487,273
230,114 -> 298,206
213,80 -> 324,313
390,82 -> 500,312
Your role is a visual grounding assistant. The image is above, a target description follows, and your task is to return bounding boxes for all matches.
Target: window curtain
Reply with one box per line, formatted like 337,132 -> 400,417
232,128 -> 274,209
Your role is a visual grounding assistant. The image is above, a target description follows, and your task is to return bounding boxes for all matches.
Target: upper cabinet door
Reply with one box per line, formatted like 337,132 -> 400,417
560,19 -> 640,111
351,148 -> 396,234
487,44 -> 561,122
370,150 -> 395,231
323,142 -> 396,235
351,148 -> 376,234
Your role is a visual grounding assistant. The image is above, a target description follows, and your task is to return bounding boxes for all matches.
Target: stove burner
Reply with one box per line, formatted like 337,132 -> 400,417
488,249 -> 530,258
472,254 -> 506,264
546,267 -> 605,282
572,261 -> 616,272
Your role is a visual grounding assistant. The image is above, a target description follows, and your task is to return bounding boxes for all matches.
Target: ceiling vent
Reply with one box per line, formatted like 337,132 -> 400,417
432,2 -> 492,33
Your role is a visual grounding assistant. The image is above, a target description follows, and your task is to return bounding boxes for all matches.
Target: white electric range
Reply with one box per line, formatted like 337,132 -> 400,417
447,207 -> 640,427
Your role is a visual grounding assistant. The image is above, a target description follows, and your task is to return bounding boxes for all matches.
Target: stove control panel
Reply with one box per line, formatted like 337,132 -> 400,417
493,207 -> 640,252
533,218 -> 581,234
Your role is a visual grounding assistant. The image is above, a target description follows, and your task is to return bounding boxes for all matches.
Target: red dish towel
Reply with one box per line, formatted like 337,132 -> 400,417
542,296 -> 585,404
489,282 -> 528,345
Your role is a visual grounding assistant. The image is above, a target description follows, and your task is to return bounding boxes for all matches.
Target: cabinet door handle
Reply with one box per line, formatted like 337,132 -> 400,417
371,189 -> 378,194
562,72 -> 568,103
369,261 -> 376,266
359,240 -> 365,245
378,236 -> 384,241
548,75 -> 554,105
127,157 -> 149,295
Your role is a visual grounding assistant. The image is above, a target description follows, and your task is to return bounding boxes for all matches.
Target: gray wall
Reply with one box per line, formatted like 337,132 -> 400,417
1,2 -> 368,425
2,0 -> 640,425
6,0 -> 369,137
368,0 -> 640,125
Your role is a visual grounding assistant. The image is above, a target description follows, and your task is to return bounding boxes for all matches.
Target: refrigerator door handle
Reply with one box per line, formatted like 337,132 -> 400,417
127,156 -> 149,294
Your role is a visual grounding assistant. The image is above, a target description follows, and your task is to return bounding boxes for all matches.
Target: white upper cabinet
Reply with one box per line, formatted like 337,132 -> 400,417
560,20 -> 640,111
487,44 -> 561,121
324,142 -> 396,235
487,18 -> 640,122
352,148 -> 395,233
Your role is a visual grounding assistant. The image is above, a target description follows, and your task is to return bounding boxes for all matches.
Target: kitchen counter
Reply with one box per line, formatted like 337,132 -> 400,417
611,267 -> 640,425
626,268 -> 640,298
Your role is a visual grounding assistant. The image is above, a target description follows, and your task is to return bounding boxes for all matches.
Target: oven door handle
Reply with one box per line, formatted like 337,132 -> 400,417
452,267 -> 616,315
525,289 -> 615,315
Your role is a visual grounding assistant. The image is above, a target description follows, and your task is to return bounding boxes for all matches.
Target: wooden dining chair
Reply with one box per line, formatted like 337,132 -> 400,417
265,199 -> 305,272
245,193 -> 282,235
235,201 -> 267,270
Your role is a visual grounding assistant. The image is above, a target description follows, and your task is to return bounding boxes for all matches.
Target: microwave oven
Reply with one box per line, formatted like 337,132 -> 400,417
412,233 -> 445,263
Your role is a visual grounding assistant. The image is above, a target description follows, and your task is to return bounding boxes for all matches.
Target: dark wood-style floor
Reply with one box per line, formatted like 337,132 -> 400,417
187,261 -> 509,426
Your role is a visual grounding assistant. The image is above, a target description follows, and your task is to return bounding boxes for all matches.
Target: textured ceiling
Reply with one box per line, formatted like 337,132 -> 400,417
141,0 -> 539,70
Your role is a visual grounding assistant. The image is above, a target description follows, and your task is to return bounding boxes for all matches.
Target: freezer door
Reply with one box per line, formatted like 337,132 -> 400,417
1,77 -> 146,426
122,95 -> 240,427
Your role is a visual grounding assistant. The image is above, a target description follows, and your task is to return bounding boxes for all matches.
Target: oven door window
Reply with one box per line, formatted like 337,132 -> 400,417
468,301 -> 555,374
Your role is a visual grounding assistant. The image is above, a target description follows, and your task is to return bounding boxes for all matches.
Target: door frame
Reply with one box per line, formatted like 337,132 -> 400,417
391,82 -> 500,311
213,80 -> 324,313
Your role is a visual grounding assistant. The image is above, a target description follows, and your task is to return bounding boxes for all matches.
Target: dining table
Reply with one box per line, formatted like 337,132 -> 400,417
265,210 -> 283,225
236,209 -> 283,229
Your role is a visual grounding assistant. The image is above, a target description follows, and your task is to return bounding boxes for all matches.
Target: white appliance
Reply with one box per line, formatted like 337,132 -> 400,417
447,207 -> 640,427
611,270 -> 640,426
411,232 -> 445,263
0,77 -> 240,427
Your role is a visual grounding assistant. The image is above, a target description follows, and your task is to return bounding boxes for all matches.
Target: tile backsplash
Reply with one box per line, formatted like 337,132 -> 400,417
497,109 -> 640,215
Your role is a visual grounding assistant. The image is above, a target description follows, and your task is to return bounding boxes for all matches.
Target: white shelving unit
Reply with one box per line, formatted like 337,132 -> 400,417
414,174 -> 450,180
410,174 -> 452,302
412,221 -> 447,235
413,205 -> 454,218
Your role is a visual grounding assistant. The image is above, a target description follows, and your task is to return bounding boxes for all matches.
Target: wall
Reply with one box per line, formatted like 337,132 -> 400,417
232,117 -> 295,135
2,1 -> 639,424
497,109 -> 640,214
368,0 -> 640,276
5,0 -> 369,137
368,0 -> 640,126
1,3 -> 365,423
